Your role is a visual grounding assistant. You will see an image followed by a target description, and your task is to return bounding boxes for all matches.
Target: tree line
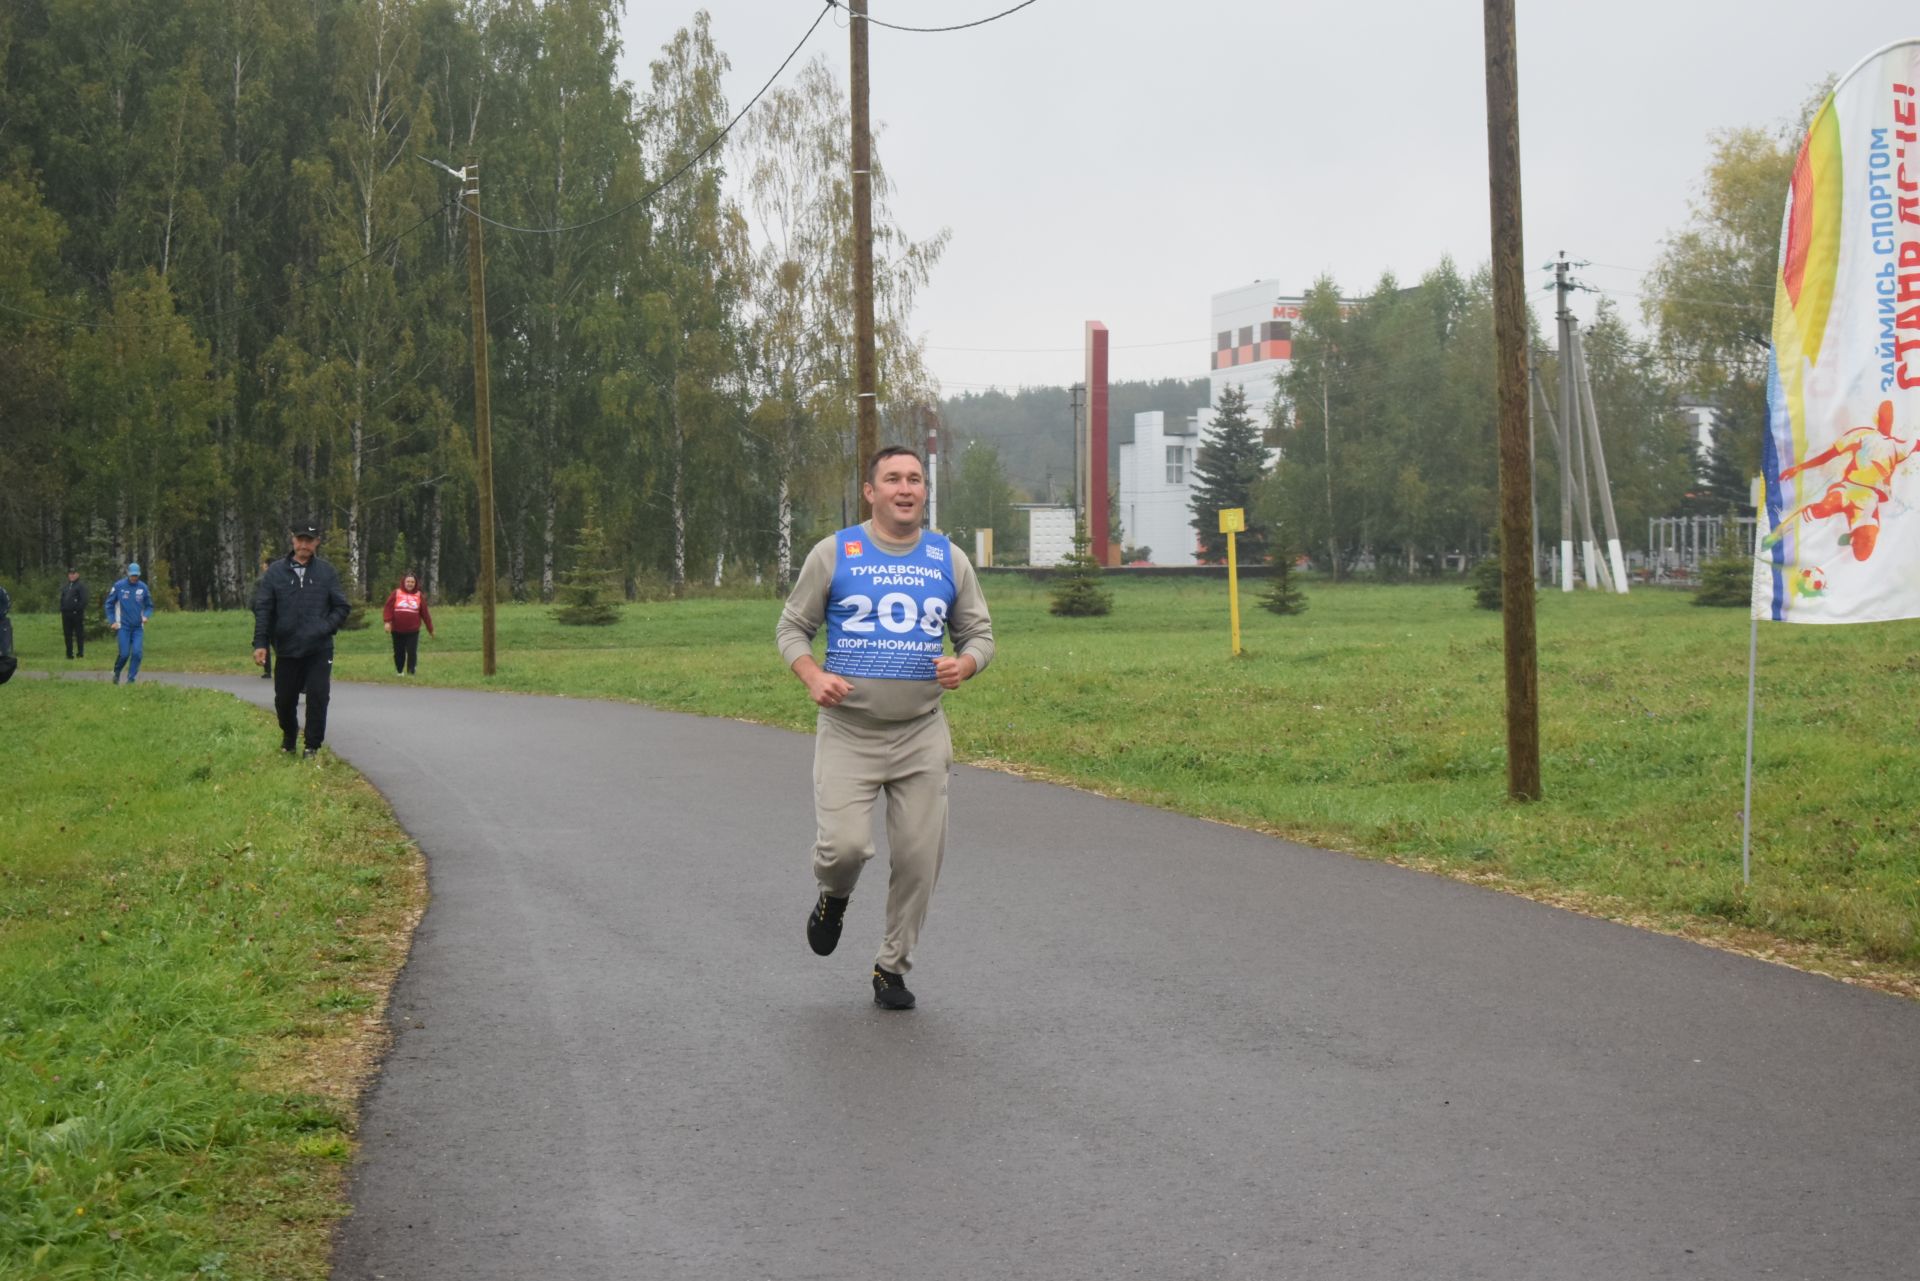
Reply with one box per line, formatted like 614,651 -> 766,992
0,0 -> 943,609
2,0 -> 1808,603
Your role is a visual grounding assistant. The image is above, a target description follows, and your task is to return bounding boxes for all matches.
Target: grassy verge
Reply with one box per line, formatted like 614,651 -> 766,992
0,681 -> 426,1280
10,578 -> 1916,988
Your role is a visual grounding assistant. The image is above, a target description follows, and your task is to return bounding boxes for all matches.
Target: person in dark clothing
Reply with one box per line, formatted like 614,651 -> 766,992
59,569 -> 88,659
252,521 -> 350,757
0,581 -> 15,686
257,553 -> 279,679
380,570 -> 435,675
0,581 -> 14,677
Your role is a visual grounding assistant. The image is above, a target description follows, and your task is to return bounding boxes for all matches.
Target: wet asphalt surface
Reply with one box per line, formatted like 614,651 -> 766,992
156,674 -> 1919,1281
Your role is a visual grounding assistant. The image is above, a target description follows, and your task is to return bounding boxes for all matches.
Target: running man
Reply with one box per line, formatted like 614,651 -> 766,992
1762,400 -> 1918,561
777,446 -> 995,1010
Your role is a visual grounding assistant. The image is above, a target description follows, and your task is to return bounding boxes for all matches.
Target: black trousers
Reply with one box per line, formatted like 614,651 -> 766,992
274,652 -> 333,749
62,613 -> 85,657
391,629 -> 420,674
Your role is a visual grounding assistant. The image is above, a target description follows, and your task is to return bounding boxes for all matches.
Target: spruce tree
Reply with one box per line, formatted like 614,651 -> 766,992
1049,520 -> 1113,617
1189,384 -> 1271,564
1258,536 -> 1308,616
553,503 -> 624,626
1470,556 -> 1503,610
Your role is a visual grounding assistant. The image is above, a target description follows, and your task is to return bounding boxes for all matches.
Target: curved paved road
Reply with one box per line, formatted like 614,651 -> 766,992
172,675 -> 1919,1281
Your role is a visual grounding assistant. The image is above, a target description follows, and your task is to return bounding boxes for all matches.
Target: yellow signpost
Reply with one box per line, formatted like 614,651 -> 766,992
1219,508 -> 1245,656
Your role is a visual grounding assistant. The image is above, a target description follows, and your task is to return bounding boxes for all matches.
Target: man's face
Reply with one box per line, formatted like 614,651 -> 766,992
293,534 -> 319,561
67,572 -> 77,581
864,455 -> 926,535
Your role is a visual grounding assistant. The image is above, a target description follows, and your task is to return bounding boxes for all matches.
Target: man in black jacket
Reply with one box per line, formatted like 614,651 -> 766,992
59,569 -> 88,659
252,521 -> 351,757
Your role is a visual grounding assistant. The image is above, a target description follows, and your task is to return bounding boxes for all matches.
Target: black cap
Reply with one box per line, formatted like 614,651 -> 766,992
291,520 -> 323,538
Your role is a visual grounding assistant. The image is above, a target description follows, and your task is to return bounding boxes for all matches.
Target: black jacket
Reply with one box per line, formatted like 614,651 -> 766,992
252,554 -> 350,659
60,578 -> 88,615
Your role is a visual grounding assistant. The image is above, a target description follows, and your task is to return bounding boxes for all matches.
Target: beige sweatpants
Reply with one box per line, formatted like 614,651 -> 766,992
812,705 -> 953,974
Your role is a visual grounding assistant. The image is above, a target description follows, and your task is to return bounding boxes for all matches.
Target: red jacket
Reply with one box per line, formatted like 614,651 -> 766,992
382,588 -> 434,635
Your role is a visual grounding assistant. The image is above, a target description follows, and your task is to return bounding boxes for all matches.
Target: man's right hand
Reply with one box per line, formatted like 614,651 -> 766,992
806,669 -> 852,709
792,656 -> 851,709
253,648 -> 267,667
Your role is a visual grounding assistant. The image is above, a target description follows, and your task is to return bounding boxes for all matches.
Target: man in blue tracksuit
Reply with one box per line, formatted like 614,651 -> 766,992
103,563 -> 156,684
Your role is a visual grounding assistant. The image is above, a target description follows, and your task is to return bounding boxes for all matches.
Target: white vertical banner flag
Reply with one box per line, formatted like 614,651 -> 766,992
1757,39 -> 1920,623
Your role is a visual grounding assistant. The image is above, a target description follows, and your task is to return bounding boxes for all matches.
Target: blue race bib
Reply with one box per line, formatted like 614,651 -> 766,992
823,528 -> 957,681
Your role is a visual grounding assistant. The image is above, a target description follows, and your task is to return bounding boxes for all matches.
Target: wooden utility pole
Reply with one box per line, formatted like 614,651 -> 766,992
849,0 -> 877,520
1481,0 -> 1541,801
462,157 -> 498,676
1322,365 -> 1338,581
1068,382 -> 1084,510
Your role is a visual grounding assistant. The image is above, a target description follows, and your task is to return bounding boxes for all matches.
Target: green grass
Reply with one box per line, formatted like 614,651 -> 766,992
0,681 -> 424,1280
11,580 -> 1919,980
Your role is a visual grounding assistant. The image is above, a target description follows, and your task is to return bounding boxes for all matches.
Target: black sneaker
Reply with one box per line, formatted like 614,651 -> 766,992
872,966 -> 915,1011
302,747 -> 321,759
807,893 -> 849,956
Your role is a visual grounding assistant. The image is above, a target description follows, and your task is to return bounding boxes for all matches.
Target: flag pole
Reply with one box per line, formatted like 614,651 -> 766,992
1740,611 -> 1758,886
1741,484 -> 1768,887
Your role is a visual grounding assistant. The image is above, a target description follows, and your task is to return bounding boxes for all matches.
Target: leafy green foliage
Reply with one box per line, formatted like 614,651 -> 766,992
1645,118 -> 1812,489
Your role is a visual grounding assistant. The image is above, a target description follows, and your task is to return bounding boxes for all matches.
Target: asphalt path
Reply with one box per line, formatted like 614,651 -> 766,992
161,674 -> 1919,1281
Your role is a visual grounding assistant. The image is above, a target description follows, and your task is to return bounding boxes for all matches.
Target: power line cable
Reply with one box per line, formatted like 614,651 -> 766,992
927,335 -> 1207,353
472,0 -> 834,238
829,0 -> 1043,34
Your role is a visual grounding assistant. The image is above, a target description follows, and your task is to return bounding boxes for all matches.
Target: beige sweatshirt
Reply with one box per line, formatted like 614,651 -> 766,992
777,523 -> 995,721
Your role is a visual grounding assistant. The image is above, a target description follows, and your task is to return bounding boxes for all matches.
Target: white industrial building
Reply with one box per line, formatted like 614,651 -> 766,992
1116,411 -> 1202,565
1117,280 -> 1308,565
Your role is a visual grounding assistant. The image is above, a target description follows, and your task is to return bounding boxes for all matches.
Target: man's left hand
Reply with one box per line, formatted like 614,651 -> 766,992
933,654 -> 976,690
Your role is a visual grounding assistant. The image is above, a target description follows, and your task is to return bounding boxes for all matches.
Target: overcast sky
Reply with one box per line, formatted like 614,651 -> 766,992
615,1 -> 1917,394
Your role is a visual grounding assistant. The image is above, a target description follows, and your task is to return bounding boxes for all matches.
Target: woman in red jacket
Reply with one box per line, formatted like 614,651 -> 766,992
381,571 -> 435,675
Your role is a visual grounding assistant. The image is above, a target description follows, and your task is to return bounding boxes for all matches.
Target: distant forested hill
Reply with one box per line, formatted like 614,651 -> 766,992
938,378 -> 1211,501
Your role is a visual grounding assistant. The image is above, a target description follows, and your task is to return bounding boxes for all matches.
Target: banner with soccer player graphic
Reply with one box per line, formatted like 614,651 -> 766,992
1757,39 -> 1920,623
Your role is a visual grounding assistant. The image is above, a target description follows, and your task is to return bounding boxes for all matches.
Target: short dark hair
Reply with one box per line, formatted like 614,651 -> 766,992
865,445 -> 925,484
